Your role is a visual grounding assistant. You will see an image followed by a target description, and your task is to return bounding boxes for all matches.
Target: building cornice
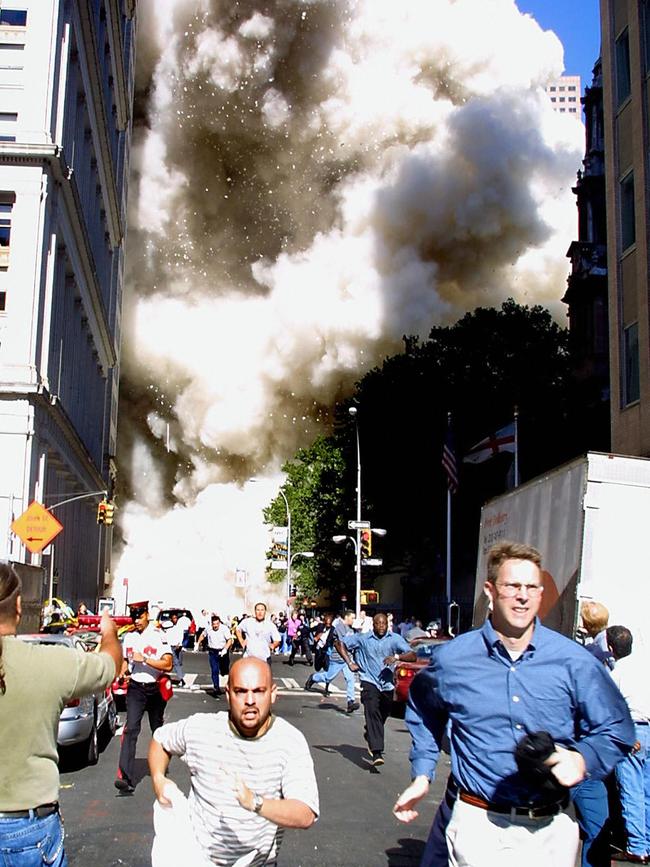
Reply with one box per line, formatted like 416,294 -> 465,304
75,1 -> 123,247
0,143 -> 116,372
0,384 -> 106,488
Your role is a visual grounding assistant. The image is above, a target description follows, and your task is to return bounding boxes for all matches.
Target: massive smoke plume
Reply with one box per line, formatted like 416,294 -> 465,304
115,0 -> 582,609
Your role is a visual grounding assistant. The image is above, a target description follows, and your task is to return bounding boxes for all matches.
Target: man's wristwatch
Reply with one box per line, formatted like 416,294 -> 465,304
252,793 -> 264,813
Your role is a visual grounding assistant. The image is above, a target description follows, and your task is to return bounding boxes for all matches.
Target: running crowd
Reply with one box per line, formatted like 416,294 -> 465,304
0,539 -> 648,866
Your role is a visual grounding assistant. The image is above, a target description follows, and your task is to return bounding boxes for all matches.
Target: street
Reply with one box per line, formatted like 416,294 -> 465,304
58,652 -> 449,867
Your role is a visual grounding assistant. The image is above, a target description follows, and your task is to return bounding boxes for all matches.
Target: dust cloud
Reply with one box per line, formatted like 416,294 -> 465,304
114,0 -> 583,609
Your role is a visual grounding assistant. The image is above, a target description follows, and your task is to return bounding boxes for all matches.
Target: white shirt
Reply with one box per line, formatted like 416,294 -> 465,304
205,623 -> 232,651
166,621 -> 184,647
238,617 -> 281,661
610,652 -> 650,722
123,625 -> 171,684
154,712 -> 319,866
178,615 -> 192,633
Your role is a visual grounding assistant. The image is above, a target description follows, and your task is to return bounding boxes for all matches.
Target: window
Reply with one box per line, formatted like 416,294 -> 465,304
560,97 -> 566,102
616,29 -> 631,104
560,108 -> 566,112
559,86 -> 565,91
643,0 -> 650,72
0,291 -> 5,311
569,86 -> 577,91
0,112 -> 17,122
549,86 -> 556,92
620,172 -> 636,250
0,10 -> 27,26
570,108 -> 577,113
569,97 -> 577,102
551,97 -> 556,102
623,322 -> 640,405
0,193 -> 13,270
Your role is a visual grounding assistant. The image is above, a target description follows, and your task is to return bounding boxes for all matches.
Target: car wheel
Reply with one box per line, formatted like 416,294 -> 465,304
86,716 -> 99,765
106,699 -> 118,736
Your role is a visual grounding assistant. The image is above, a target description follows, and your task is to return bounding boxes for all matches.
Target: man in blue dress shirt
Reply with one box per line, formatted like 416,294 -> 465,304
336,612 -> 415,766
393,540 -> 635,867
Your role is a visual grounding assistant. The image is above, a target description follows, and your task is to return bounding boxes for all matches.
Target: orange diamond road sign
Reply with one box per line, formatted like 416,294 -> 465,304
11,501 -> 63,554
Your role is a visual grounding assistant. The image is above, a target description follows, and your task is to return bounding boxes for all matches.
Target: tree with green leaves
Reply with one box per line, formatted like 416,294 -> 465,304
264,300 -> 603,616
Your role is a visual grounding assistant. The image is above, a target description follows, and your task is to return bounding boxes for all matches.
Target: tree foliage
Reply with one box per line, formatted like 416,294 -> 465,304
264,300 -> 601,612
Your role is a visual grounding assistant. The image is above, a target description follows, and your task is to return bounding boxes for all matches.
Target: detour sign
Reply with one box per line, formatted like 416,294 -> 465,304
11,501 -> 63,554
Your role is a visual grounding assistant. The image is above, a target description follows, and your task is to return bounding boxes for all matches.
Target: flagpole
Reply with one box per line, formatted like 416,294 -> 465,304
514,406 -> 520,487
446,486 -> 451,614
446,411 -> 452,625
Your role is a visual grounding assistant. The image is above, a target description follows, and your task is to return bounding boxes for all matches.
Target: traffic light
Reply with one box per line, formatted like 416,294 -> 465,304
360,528 -> 372,559
361,590 -> 379,605
104,501 -> 115,525
96,501 -> 107,524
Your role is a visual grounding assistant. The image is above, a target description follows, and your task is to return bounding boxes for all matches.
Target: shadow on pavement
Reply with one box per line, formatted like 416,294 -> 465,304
314,700 -> 349,715
313,742 -> 382,773
385,836 -> 426,866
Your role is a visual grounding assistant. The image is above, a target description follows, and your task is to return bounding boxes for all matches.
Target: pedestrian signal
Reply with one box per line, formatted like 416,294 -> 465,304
361,590 -> 379,605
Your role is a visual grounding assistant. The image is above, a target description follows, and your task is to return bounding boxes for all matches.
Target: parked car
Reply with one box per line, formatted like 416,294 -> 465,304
392,637 -> 450,715
17,633 -> 117,764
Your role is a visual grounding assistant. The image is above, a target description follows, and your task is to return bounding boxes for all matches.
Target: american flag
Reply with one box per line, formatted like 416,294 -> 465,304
442,423 -> 459,494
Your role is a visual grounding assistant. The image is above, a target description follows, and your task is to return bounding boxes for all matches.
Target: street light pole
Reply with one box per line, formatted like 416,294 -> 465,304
278,489 -> 291,612
349,407 -> 362,616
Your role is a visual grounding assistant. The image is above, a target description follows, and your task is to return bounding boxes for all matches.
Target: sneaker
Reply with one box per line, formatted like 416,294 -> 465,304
114,778 -> 135,795
372,752 -> 385,766
347,700 -> 359,713
304,675 -> 314,691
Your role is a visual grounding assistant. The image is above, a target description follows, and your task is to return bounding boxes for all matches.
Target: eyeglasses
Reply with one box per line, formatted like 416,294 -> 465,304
494,582 -> 543,598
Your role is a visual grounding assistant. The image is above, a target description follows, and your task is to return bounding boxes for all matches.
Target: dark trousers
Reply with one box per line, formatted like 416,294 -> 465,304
208,648 -> 230,690
118,680 -> 166,786
420,792 -> 453,867
361,682 -> 393,753
289,636 -> 312,665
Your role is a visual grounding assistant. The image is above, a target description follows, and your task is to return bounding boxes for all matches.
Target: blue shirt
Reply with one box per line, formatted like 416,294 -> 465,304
343,630 -> 412,691
406,618 -> 634,805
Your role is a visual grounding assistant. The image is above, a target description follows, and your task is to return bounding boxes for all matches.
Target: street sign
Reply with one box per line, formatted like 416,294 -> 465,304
270,560 -> 288,570
348,520 -> 371,529
11,501 -> 63,554
362,558 -> 383,567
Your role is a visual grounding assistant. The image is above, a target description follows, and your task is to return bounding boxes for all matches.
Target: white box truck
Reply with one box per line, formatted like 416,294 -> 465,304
472,452 -> 650,649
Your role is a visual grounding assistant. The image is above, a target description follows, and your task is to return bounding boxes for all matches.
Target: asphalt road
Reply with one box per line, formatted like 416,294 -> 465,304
58,651 -> 448,867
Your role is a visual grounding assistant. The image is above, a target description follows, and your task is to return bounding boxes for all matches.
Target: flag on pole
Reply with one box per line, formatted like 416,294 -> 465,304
462,422 -> 516,465
442,422 -> 459,494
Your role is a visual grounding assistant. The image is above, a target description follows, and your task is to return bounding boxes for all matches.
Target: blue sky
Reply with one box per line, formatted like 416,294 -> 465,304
517,0 -> 601,90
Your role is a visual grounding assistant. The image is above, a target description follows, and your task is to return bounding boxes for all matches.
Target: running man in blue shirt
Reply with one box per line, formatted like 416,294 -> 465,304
393,540 -> 635,867
336,612 -> 415,766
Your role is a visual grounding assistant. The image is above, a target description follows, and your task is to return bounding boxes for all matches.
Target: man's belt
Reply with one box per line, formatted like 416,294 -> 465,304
0,802 -> 59,819
447,778 -> 568,819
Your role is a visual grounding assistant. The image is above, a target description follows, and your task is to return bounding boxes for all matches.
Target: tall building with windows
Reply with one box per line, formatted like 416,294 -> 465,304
0,1 -> 137,605
545,74 -> 582,116
600,0 -> 650,454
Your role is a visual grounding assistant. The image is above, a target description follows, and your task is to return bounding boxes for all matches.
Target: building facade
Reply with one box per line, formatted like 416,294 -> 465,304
545,74 -> 582,116
563,60 -> 610,450
0,0 -> 136,606
600,0 -> 650,455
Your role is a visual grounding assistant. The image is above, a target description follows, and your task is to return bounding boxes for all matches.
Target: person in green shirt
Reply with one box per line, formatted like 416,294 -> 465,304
0,562 -> 122,865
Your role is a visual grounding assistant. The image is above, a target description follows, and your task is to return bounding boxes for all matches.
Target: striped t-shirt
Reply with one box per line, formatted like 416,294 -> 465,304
154,712 -> 319,866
